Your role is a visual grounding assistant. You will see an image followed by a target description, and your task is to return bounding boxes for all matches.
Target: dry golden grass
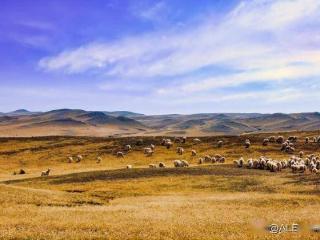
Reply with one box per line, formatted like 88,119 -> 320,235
0,131 -> 320,239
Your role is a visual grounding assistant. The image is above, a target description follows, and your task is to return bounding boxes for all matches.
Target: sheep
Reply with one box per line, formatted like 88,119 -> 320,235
126,165 -> 132,169
150,144 -> 155,151
299,151 -> 304,158
262,138 -> 269,146
149,164 -> 157,168
244,139 -> 251,148
181,160 -> 189,167
68,156 -> 73,163
288,136 -> 298,142
176,147 -> 184,155
217,140 -> 223,147
125,145 -> 132,151
96,156 -> 102,164
182,136 -> 187,143
191,149 -> 197,156
291,164 -> 306,173
161,138 -> 172,148
144,147 -> 154,156
117,151 -> 125,158
136,139 -> 143,146
276,136 -> 284,144
234,157 -> 244,168
159,162 -> 166,168
218,156 -> 225,163
174,160 -> 189,167
174,160 -> 183,167
305,137 -> 309,144
204,155 -> 212,163
247,159 -> 254,169
193,138 -> 201,144
269,136 -> 276,143
75,155 -> 83,163
41,168 -> 50,177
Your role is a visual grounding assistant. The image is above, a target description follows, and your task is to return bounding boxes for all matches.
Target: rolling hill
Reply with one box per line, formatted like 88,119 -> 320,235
1,109 -> 320,137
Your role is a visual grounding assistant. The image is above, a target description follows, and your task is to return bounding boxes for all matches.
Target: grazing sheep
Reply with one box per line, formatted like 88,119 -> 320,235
182,136 -> 187,143
276,136 -> 284,144
181,160 -> 189,167
244,139 -> 251,148
191,149 -> 197,156
126,165 -> 132,169
144,147 -> 152,154
117,151 -> 125,158
149,164 -> 157,168
144,147 -> 154,156
41,168 -> 50,176
136,139 -> 143,146
174,160 -> 189,167
234,157 -> 244,168
96,156 -> 102,164
288,136 -> 298,142
174,160 -> 183,167
299,151 -> 304,158
159,162 -> 166,168
247,159 -> 254,169
305,137 -> 309,144
68,156 -> 73,163
125,145 -> 132,151
176,147 -> 184,155
76,155 -> 83,163
204,155 -> 212,163
217,140 -> 223,147
291,164 -> 306,173
193,138 -> 201,144
262,138 -> 269,146
269,136 -> 276,143
150,144 -> 155,151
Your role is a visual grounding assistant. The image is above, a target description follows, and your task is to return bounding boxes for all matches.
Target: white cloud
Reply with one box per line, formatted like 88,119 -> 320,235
39,0 -> 320,105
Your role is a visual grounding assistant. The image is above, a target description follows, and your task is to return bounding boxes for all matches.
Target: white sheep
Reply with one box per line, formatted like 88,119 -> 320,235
149,164 -> 157,168
76,155 -> 83,163
117,151 -> 125,158
191,149 -> 197,156
193,138 -> 201,144
217,140 -> 223,147
96,156 -> 102,164
244,139 -> 251,148
176,147 -> 184,155
125,145 -> 132,151
68,156 -> 73,163
159,162 -> 166,168
41,168 -> 50,176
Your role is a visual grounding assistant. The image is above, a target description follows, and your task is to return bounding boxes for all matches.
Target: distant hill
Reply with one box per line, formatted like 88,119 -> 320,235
1,109 -> 320,137
5,109 -> 41,116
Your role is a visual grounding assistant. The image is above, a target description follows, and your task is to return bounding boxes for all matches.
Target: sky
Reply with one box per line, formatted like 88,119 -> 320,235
1,0 -> 320,114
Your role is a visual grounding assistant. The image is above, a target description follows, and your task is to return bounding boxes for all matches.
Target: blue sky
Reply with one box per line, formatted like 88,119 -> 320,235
1,0 -> 320,114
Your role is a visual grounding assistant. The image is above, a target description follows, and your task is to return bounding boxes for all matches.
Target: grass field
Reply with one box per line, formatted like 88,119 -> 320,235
0,131 -> 320,239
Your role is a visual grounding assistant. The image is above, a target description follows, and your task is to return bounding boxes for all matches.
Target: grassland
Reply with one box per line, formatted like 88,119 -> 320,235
0,131 -> 320,239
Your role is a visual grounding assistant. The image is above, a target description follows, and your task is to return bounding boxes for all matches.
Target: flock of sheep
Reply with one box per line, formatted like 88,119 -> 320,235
234,154 -> 320,174
13,134 -> 320,177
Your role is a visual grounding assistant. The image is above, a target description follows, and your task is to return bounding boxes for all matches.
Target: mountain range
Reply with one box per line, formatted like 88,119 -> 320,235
1,109 -> 320,137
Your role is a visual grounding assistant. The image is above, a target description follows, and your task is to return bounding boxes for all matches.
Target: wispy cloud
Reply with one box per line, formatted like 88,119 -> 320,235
38,0 -> 320,112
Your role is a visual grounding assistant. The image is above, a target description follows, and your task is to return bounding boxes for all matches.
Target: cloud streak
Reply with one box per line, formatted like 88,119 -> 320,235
38,0 -> 320,113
